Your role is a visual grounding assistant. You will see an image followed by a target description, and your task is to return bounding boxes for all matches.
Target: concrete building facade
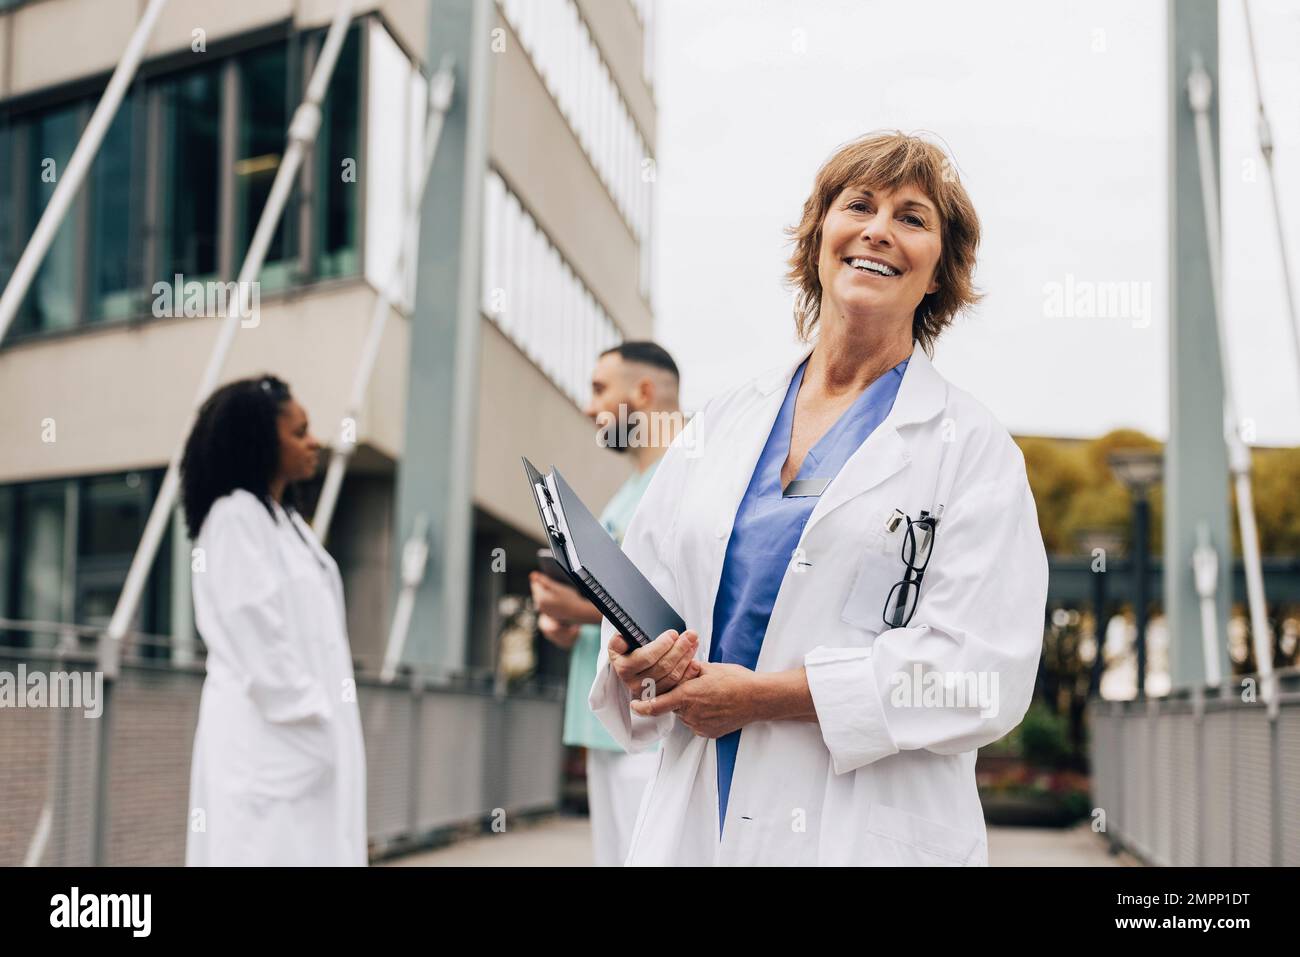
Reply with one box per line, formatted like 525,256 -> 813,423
0,0 -> 657,684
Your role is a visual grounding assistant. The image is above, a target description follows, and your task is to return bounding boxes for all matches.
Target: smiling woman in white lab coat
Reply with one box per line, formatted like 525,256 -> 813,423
180,375 -> 366,866
590,132 -> 1049,866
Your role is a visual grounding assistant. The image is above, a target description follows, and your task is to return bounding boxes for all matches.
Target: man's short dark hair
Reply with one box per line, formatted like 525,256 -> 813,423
600,340 -> 679,381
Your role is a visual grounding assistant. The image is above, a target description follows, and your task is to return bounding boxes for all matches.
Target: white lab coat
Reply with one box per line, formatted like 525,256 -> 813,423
186,489 -> 367,866
590,340 -> 1048,866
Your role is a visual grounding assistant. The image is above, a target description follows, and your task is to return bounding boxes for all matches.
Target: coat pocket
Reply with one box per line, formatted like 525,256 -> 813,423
859,802 -> 984,866
839,535 -> 905,634
249,718 -> 337,800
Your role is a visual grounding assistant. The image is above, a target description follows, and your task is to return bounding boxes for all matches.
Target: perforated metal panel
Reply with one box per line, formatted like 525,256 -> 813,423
1088,705 -> 1120,837
0,654 -> 101,867
45,698 -> 100,867
103,666 -> 204,865
1151,712 -> 1175,866
1282,707 -> 1300,867
0,655 -> 565,865
359,682 -> 416,843
1122,711 -> 1150,857
1170,712 -> 1198,866
418,691 -> 490,831
1085,690 -> 1300,868
1104,707 -> 1122,836
1201,708 -> 1234,866
1233,708 -> 1272,866
502,696 -> 564,811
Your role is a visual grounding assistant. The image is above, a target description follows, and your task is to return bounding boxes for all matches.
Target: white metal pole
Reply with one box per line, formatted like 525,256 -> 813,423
101,0 -> 357,675
1191,521 -> 1223,687
313,59 -> 456,542
0,0 -> 171,344
1241,0 -> 1300,410
1187,56 -> 1276,710
381,512 -> 430,683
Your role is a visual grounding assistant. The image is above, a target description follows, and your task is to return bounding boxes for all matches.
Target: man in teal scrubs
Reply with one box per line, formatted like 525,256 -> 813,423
529,342 -> 683,866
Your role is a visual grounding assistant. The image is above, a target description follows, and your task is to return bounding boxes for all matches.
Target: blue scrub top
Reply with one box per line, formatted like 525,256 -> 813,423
709,353 -> 909,833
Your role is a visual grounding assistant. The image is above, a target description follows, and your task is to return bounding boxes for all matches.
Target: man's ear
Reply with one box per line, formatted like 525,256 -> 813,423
633,375 -> 656,409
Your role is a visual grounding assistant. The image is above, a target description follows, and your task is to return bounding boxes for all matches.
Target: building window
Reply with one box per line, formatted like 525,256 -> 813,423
89,93 -> 140,323
235,42 -> 297,293
158,65 -> 223,286
498,0 -> 654,304
482,169 -> 622,407
630,0 -> 655,90
14,481 -> 67,632
0,472 -> 172,654
0,24 -> 366,348
316,26 -> 362,280
0,485 -> 11,640
21,104 -> 82,335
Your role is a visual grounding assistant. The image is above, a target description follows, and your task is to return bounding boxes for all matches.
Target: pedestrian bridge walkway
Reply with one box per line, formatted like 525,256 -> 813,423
382,815 -> 1141,867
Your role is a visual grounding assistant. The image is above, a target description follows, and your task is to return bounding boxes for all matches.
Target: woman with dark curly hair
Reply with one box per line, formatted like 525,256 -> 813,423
181,375 -> 366,867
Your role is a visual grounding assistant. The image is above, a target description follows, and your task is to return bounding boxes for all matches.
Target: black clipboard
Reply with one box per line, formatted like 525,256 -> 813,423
522,457 -> 685,651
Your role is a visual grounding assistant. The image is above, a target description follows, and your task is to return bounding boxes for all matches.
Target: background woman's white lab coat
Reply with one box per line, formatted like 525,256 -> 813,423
590,342 -> 1049,865
186,489 -> 367,866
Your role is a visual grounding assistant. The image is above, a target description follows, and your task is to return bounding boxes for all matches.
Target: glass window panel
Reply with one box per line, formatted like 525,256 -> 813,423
534,2 -> 553,86
502,189 -> 521,336
578,41 -> 594,154
544,244 -> 560,379
78,473 -> 149,559
76,472 -> 153,631
561,263 -> 575,401
0,125 -> 13,307
315,26 -> 361,279
18,482 -> 66,627
21,105 -> 80,335
89,93 -> 138,322
159,66 -> 222,285
616,105 -> 628,220
520,217 -> 536,359
481,173 -> 496,317
0,485 -> 12,623
236,42 -> 295,292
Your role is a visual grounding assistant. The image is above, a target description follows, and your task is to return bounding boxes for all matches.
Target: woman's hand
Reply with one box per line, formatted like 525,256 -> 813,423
630,661 -> 765,738
608,629 -> 703,700
529,572 -> 603,625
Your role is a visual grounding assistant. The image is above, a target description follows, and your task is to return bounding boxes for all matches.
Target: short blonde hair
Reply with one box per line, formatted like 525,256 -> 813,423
785,131 -> 983,355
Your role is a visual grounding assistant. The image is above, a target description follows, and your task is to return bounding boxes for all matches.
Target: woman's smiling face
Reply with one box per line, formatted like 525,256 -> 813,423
816,183 -> 943,328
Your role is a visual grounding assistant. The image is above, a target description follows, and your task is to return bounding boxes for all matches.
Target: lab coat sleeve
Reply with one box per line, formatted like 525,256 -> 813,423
588,410 -> 702,752
200,497 -> 333,725
804,433 -> 1048,774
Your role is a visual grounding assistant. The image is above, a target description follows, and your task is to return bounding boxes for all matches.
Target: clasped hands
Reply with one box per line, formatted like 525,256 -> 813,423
608,629 -> 765,739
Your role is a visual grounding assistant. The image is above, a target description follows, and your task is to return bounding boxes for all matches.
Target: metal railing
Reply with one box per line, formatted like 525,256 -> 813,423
0,639 -> 565,866
1087,672 -> 1300,866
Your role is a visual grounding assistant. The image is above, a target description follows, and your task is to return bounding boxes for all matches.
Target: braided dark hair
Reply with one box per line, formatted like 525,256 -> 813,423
180,374 -> 298,539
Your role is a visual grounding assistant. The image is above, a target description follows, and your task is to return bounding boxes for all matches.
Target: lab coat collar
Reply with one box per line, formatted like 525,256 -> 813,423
797,339 -> 949,540
753,338 -> 946,429
696,338 -> 947,660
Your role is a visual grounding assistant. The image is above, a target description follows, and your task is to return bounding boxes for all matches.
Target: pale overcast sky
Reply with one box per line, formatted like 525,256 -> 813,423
650,0 -> 1300,445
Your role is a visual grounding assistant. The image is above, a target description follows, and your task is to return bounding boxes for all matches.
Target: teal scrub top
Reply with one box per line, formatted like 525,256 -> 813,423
562,460 -> 661,751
